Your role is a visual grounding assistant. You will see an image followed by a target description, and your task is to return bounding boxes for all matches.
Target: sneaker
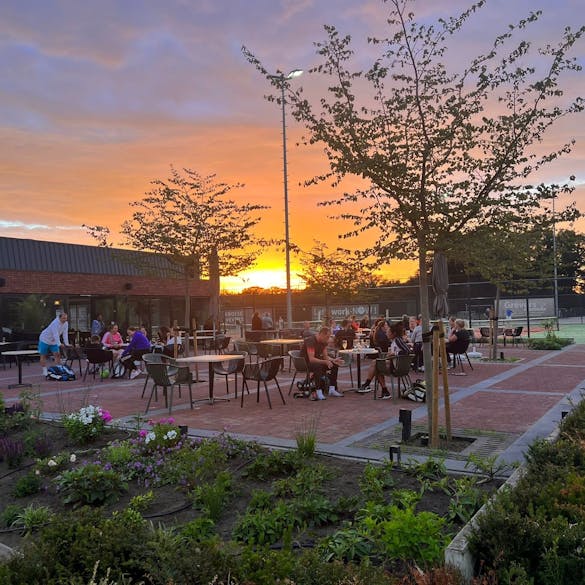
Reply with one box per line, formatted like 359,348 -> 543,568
316,389 -> 326,400
42,367 -> 48,377
381,390 -> 392,400
328,387 -> 344,397
129,369 -> 141,380
357,383 -> 372,394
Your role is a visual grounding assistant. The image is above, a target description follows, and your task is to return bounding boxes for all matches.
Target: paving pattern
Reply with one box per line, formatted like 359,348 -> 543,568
1,343 -> 583,475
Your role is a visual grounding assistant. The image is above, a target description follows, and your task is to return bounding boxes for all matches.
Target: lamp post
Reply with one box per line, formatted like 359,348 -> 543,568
552,194 -> 559,320
269,69 -> 303,330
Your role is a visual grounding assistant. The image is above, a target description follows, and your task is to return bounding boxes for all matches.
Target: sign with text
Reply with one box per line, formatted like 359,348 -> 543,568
499,298 -> 554,319
312,304 -> 378,323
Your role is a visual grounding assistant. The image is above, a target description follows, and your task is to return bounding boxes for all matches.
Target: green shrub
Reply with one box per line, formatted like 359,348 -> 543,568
11,504 -> 54,534
359,461 -> 395,503
191,470 -> 233,521
13,471 -> 42,497
56,464 -> 128,506
243,449 -> 303,480
0,504 -> 22,528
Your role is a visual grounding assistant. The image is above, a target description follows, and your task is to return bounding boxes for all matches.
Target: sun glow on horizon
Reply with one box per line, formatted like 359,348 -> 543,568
221,268 -> 307,293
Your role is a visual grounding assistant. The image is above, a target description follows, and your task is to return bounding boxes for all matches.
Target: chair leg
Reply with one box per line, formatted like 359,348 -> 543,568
288,371 -> 297,395
275,379 -> 286,405
145,383 -> 156,413
168,385 -> 174,414
263,381 -> 273,409
141,375 -> 150,398
465,352 -> 474,371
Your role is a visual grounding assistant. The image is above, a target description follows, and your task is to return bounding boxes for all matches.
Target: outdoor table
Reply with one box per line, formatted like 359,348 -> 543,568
176,354 -> 243,404
1,349 -> 39,389
259,338 -> 301,371
338,347 -> 378,391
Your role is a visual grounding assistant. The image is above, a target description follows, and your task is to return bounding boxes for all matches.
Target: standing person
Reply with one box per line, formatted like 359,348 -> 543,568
301,326 -> 344,400
91,313 -> 105,337
261,312 -> 274,330
251,312 -> 262,331
38,313 -> 70,376
411,314 -> 424,372
120,326 -> 151,379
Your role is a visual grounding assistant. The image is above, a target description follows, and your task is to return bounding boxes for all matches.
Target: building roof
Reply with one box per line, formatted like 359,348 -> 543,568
0,236 -> 187,279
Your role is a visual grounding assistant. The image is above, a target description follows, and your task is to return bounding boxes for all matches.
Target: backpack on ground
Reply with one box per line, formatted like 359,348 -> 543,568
47,364 -> 76,381
403,379 -> 426,402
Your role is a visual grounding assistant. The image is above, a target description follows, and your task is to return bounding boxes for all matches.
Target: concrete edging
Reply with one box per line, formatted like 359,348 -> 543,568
444,425 -> 562,582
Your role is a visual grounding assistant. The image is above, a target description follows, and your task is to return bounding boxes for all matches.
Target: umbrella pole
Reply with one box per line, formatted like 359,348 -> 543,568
431,324 -> 440,448
438,320 -> 452,441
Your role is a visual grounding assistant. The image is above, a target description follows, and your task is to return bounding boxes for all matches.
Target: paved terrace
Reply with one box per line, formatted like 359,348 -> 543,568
1,343 -> 583,475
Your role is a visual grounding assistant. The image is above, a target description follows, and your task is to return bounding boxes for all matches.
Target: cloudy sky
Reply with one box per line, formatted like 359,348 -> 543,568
1,0 -> 583,290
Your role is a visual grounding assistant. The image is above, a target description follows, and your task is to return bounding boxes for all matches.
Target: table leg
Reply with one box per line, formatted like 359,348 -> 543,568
356,354 -> 362,388
8,357 -> 32,389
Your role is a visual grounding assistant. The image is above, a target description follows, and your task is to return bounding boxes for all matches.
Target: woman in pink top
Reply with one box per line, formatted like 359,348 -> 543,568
101,324 -> 124,362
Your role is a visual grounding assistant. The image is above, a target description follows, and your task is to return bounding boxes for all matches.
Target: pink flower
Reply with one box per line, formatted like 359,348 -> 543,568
101,410 -> 113,423
139,429 -> 148,437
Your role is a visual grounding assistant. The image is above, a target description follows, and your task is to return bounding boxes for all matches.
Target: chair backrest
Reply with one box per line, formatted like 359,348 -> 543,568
513,326 -> 523,336
143,352 -> 168,365
289,350 -> 309,373
375,358 -> 392,376
213,352 -> 247,375
479,327 -> 490,338
85,347 -> 113,365
337,352 -> 353,368
392,354 -> 412,377
234,340 -> 249,353
259,357 -> 283,381
145,362 -> 174,386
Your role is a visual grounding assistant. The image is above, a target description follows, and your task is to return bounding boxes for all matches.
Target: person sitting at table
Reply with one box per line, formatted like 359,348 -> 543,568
102,323 -> 124,364
164,327 -> 184,357
446,319 -> 471,367
334,319 -> 355,350
38,312 -> 70,377
359,315 -> 370,329
120,326 -> 151,379
251,312 -> 263,331
358,319 -> 390,393
349,315 -> 360,331
86,335 -> 103,349
301,321 -> 314,338
301,326 -> 344,400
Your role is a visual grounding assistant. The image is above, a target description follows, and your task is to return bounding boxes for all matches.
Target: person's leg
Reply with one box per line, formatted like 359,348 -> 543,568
38,341 -> 49,376
328,365 -> 343,396
359,360 -> 376,391
308,365 -> 327,400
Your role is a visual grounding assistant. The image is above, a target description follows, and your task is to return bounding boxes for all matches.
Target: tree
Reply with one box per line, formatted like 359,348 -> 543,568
244,0 -> 583,433
298,242 -> 379,321
87,167 -> 268,344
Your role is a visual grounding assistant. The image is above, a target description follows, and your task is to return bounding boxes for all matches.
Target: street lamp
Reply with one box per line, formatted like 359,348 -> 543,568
552,194 -> 559,320
269,69 -> 303,330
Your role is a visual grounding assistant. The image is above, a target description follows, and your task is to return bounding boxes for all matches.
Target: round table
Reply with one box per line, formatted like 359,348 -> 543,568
338,347 -> 379,391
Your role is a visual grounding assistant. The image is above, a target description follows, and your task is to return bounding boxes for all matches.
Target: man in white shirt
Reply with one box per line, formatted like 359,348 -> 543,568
38,313 -> 70,376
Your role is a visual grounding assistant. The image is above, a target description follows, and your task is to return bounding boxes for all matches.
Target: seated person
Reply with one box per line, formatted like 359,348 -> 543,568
446,319 -> 470,366
164,327 -> 184,357
301,321 -> 314,338
334,319 -> 356,350
101,324 -> 124,364
120,326 -> 152,379
300,327 -> 344,400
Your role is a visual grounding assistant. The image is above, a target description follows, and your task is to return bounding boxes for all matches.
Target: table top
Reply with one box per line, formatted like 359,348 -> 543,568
176,354 -> 244,364
1,349 -> 39,356
259,338 -> 301,344
338,347 -> 378,355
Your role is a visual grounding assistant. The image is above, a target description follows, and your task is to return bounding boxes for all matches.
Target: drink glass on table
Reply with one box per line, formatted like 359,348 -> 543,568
342,339 -> 348,350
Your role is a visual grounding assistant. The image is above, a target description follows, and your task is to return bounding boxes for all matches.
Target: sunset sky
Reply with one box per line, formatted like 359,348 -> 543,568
1,0 -> 584,292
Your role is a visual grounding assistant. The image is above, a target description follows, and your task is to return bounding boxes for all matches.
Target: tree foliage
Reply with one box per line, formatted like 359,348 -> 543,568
119,167 -> 268,279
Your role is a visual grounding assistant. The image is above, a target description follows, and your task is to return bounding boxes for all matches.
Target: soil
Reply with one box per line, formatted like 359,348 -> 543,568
0,420 -> 500,554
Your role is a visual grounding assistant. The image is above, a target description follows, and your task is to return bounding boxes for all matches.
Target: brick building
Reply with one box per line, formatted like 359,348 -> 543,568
0,237 -> 213,339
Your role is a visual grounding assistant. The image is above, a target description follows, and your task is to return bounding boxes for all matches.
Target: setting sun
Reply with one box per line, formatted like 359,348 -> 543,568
221,266 -> 306,293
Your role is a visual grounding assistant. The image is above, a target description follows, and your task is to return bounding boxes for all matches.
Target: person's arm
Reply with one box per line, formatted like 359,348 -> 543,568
61,323 -> 69,346
122,336 -> 136,357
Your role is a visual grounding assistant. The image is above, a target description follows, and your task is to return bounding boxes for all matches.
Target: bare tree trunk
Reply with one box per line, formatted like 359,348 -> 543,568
209,248 -> 221,329
490,287 -> 501,360
184,264 -> 191,357
417,238 -> 433,438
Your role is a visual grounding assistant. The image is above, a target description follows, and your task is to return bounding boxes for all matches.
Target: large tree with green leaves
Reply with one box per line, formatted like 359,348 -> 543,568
244,0 -> 583,431
87,167 -> 268,341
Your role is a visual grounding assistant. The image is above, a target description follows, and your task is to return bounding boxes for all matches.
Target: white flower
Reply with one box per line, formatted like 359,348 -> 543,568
164,430 -> 178,441
144,431 -> 156,444
35,469 -> 40,476
69,454 -> 77,463
48,459 -> 57,468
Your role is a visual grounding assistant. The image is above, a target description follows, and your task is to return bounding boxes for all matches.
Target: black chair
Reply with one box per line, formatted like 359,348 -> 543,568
141,353 -> 173,398
241,357 -> 286,409
144,362 -> 193,414
449,339 -> 474,372
389,354 -> 414,398
288,350 -> 311,395
62,345 -> 87,377
505,326 -> 524,346
213,352 -> 247,397
83,348 -> 113,381
213,335 -> 231,354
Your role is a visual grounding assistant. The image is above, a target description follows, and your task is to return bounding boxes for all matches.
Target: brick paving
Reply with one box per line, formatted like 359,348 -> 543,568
1,342 -> 584,473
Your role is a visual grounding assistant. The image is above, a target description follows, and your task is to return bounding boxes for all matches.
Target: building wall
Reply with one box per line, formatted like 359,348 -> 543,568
0,270 -> 210,297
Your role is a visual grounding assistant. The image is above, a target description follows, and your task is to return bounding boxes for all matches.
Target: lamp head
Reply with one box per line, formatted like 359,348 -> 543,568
286,69 -> 303,79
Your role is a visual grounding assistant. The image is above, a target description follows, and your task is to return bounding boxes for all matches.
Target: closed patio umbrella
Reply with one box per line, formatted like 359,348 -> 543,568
432,251 -> 449,318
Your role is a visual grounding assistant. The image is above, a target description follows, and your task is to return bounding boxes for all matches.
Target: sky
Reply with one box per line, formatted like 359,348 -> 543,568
1,0 -> 584,292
